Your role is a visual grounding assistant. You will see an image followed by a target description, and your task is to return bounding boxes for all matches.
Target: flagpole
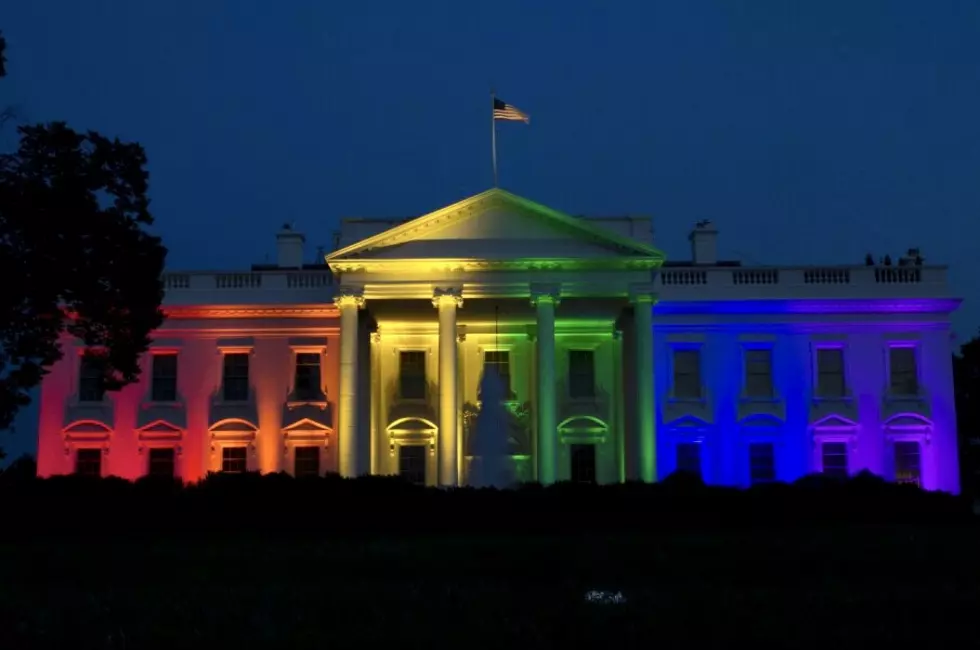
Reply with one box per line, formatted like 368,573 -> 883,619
491,89 -> 498,187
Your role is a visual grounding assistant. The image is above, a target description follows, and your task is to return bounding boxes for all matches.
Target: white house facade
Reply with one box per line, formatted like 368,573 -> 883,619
36,188 -> 962,491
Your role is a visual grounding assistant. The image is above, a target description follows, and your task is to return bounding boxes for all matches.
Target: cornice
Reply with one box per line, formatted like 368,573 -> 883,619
163,305 -> 339,320
331,257 -> 663,274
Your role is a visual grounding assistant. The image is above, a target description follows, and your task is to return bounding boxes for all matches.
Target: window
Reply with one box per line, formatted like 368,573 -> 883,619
673,349 -> 702,399
568,350 -> 595,399
821,442 -> 848,478
894,441 -> 921,487
675,443 -> 702,477
745,349 -> 773,398
75,449 -> 102,476
221,447 -> 248,473
398,445 -> 427,485
570,444 -> 597,483
483,351 -> 511,396
294,353 -> 321,401
293,446 -> 320,477
222,353 -> 250,402
399,351 -> 427,400
815,348 -> 845,398
148,448 -> 176,478
78,356 -> 105,402
889,347 -> 918,396
748,443 -> 775,484
151,354 -> 178,402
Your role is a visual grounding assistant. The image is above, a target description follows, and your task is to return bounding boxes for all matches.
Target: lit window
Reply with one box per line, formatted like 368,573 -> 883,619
675,442 -> 702,477
151,354 -> 178,402
399,351 -> 427,400
148,448 -> 176,478
821,442 -> 848,478
673,349 -> 702,399
222,353 -> 250,402
745,349 -> 773,398
483,351 -> 511,396
75,448 -> 102,476
815,348 -> 845,398
293,446 -> 320,477
293,353 -> 321,401
749,443 -> 775,484
78,356 -> 105,402
889,347 -> 918,396
568,350 -> 595,399
222,447 -> 248,473
894,441 -> 921,487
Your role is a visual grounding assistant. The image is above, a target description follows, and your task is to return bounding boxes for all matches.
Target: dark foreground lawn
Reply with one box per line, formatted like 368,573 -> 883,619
1,474 -> 977,648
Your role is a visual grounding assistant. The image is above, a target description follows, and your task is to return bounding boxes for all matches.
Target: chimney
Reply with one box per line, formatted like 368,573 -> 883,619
689,220 -> 718,265
276,223 -> 305,268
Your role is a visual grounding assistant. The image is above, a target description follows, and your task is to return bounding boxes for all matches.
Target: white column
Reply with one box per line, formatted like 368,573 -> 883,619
532,284 -> 560,485
613,328 -> 626,483
433,288 -> 463,486
630,285 -> 657,482
335,290 -> 364,478
369,330 -> 381,475
456,325 -> 467,483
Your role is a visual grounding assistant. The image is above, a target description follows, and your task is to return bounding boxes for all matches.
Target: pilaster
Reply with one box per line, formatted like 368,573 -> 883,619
335,288 -> 365,478
433,288 -> 463,486
531,284 -> 560,484
630,283 -> 657,482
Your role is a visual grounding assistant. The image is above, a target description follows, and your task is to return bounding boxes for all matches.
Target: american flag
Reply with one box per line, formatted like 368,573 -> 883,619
493,98 -> 530,123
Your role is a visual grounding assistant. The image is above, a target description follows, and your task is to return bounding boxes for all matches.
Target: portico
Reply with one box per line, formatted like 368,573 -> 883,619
326,188 -> 665,486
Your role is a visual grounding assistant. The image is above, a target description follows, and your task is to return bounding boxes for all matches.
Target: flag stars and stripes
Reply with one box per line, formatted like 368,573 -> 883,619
493,98 -> 530,123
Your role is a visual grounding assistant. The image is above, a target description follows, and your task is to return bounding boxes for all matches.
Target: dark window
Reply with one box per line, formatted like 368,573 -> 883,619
222,447 -> 248,473
821,442 -> 848,478
294,446 -> 321,477
148,448 -> 176,478
222,353 -> 250,402
151,354 -> 178,402
889,347 -> 918,396
75,449 -> 102,476
570,444 -> 597,483
78,356 -> 105,402
294,353 -> 321,400
398,445 -> 427,485
568,350 -> 595,399
676,442 -> 702,476
748,443 -> 775,484
673,349 -> 702,399
894,441 -> 921,487
483,351 -> 511,396
745,349 -> 773,398
399,351 -> 427,399
816,348 -> 845,398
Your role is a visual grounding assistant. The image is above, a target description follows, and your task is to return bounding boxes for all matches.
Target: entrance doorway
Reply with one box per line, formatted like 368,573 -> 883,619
570,444 -> 597,483
399,445 -> 427,485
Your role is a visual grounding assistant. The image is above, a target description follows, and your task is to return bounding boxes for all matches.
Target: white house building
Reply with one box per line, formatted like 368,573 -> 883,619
36,188 -> 962,492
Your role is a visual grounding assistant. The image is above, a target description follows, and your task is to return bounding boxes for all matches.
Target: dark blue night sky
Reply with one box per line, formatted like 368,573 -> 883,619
2,0 -> 978,459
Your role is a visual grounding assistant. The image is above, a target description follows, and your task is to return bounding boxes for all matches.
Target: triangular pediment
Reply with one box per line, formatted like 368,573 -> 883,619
327,188 -> 665,271
810,414 -> 859,430
282,417 -> 332,432
138,420 -> 184,434
663,415 -> 712,430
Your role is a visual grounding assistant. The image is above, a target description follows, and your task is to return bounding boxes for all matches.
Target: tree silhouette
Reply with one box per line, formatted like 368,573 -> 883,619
0,38 -> 166,446
955,333 -> 980,497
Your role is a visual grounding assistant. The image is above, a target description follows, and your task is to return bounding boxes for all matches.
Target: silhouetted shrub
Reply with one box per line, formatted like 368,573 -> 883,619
0,470 -> 971,541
